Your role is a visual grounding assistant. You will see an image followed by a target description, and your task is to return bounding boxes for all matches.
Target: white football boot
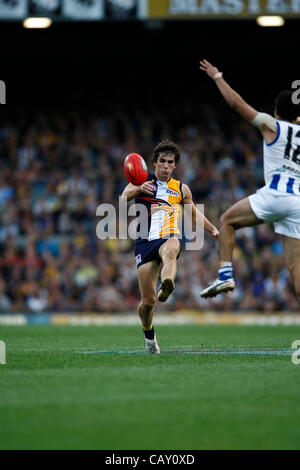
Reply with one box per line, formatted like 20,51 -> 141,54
144,333 -> 160,354
200,278 -> 235,298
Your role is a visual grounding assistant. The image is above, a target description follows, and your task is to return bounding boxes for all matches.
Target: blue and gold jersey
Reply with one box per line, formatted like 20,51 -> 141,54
135,173 -> 183,243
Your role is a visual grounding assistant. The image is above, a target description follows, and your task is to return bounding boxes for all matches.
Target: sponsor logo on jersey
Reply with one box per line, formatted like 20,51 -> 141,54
166,189 -> 179,196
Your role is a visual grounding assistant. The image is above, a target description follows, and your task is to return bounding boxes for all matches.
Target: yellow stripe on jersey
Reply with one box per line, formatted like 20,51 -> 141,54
159,178 -> 182,238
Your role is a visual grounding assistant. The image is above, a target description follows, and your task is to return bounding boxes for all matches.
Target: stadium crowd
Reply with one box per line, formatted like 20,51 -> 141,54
0,103 -> 298,314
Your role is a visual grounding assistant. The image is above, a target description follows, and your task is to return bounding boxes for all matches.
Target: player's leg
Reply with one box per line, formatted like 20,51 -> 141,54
219,197 -> 263,262
137,259 -> 161,353
283,236 -> 300,304
157,237 -> 181,302
201,197 -> 263,298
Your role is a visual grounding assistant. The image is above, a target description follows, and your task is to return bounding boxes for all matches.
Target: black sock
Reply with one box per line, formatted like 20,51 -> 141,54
143,327 -> 155,340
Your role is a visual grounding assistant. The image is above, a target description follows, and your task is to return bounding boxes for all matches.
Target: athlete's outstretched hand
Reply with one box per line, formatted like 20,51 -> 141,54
199,59 -> 220,79
140,180 -> 155,195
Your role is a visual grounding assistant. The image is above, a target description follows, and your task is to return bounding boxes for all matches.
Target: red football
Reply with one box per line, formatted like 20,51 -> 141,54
124,153 -> 148,186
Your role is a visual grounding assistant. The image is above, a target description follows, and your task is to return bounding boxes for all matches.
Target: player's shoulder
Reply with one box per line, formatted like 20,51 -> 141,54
169,176 -> 183,189
178,182 -> 192,200
273,119 -> 300,140
166,177 -> 184,200
168,175 -> 182,184
277,119 -> 300,128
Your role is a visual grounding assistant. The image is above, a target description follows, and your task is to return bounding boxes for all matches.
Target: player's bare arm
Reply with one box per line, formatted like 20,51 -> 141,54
182,183 -> 219,238
199,59 -> 277,144
121,180 -> 155,202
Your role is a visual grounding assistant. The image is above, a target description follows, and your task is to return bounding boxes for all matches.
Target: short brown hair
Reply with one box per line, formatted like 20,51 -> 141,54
152,139 -> 180,164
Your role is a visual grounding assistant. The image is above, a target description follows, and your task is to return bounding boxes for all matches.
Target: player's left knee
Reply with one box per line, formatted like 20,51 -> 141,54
221,212 -> 239,229
162,246 -> 178,259
220,212 -> 231,226
162,240 -> 180,258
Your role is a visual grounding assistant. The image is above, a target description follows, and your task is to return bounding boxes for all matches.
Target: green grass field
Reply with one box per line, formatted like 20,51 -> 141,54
1,324 -> 300,450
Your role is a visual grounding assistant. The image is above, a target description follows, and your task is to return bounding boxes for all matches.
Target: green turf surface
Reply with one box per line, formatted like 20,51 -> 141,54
0,324 -> 300,450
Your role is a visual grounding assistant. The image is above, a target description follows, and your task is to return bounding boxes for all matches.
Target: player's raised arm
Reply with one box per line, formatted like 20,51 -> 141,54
199,59 -> 257,121
199,59 -> 278,142
182,184 -> 219,238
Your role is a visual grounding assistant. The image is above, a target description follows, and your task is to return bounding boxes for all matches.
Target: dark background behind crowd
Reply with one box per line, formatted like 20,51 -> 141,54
0,19 -> 299,313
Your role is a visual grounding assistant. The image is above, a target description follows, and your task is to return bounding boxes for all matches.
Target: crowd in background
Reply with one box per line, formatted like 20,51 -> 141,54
0,102 -> 298,314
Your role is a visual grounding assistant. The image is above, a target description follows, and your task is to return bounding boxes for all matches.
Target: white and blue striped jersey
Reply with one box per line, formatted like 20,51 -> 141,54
264,120 -> 300,195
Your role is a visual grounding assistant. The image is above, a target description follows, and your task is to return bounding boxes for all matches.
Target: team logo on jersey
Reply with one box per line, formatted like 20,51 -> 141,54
135,254 -> 142,265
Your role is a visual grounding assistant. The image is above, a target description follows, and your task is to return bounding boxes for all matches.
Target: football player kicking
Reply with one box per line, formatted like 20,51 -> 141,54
122,139 -> 219,354
199,59 -> 300,302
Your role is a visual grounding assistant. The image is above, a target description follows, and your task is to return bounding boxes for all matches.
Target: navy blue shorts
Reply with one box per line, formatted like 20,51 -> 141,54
135,237 -> 183,269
